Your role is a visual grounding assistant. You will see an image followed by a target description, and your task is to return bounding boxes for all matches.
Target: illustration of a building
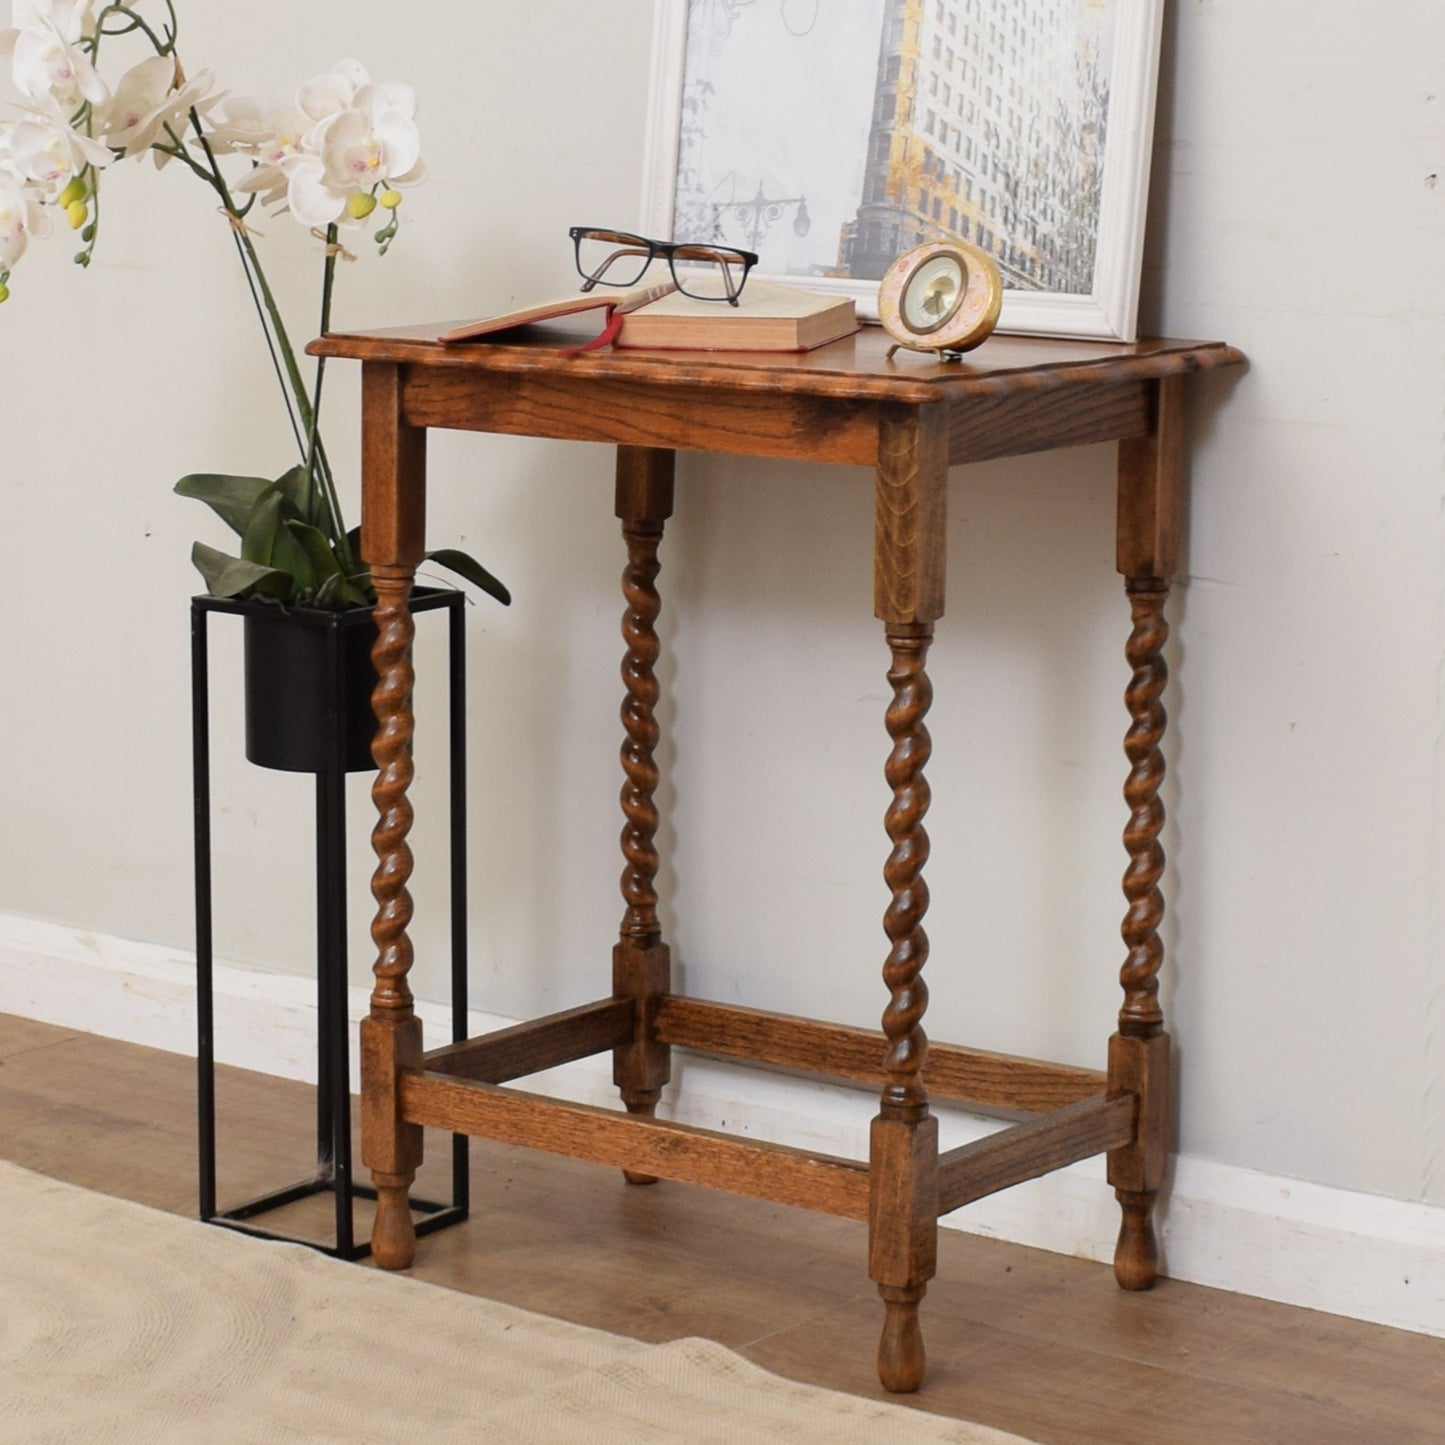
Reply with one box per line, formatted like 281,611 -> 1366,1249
839,0 -> 1108,292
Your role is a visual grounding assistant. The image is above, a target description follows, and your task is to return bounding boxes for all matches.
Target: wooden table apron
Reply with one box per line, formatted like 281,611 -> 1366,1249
309,324 -> 1244,1393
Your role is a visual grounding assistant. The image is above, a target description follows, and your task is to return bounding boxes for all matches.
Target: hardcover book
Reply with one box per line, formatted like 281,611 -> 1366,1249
615,282 -> 857,353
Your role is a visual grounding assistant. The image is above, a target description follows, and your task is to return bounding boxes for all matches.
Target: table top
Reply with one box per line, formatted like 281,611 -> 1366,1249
318,320 -> 1243,474
310,320 -> 1244,407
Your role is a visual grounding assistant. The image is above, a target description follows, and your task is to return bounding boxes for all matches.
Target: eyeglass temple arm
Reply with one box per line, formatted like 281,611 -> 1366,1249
719,257 -> 742,306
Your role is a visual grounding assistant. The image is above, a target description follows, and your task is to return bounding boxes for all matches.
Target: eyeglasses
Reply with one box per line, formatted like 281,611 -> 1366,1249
570,226 -> 758,306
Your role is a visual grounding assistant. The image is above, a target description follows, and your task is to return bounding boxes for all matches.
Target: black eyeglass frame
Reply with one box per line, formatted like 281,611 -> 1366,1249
570,226 -> 759,306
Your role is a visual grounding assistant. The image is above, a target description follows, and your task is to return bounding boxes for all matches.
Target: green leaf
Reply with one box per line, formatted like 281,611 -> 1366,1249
312,572 -> 346,609
174,472 -> 275,537
284,519 -> 346,586
342,526 -> 369,583
190,541 -> 293,602
273,464 -> 322,529
422,548 -> 511,606
243,483 -> 317,577
238,485 -> 287,567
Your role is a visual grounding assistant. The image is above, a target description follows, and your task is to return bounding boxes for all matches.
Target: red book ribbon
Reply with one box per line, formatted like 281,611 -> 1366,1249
562,304 -> 625,357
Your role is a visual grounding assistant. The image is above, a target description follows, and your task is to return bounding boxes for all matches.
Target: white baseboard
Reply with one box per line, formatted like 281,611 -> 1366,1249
2,910 -> 1441,1339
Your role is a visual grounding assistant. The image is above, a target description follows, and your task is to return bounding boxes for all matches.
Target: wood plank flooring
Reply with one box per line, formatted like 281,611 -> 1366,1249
2,1012 -> 1441,1444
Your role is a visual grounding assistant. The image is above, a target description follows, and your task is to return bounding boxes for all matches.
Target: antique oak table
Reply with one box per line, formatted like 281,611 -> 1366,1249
310,320 -> 1243,1392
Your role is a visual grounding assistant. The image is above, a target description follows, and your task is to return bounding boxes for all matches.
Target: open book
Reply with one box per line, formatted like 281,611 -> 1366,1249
439,280 -> 857,353
437,281 -> 672,348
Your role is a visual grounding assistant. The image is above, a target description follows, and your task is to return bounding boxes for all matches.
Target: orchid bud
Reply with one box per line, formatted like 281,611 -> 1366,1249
58,177 -> 86,209
347,191 -> 377,220
379,189 -> 402,210
65,200 -> 88,230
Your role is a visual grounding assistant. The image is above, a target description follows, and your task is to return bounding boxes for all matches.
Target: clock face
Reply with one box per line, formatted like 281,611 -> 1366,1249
877,242 -> 1003,356
902,254 -> 966,334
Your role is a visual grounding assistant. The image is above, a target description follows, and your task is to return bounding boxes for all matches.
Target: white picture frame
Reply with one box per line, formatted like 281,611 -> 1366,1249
641,0 -> 1164,342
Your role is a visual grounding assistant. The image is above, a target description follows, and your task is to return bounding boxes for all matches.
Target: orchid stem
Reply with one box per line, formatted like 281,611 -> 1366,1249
178,114 -> 354,582
306,231 -> 350,567
185,116 -> 319,467
232,230 -> 308,459
97,4 -> 173,53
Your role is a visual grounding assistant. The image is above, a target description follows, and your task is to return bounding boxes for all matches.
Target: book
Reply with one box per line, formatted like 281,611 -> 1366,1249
615,281 -> 857,353
437,281 -> 675,347
437,279 -> 858,354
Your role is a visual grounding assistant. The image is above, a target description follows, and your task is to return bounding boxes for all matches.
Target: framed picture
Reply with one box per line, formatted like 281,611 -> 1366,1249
641,0 -> 1165,342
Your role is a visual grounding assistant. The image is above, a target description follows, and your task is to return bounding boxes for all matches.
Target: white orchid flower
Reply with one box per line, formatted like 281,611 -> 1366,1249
0,158 -> 50,270
0,0 -> 99,87
232,154 -> 288,208
206,96 -> 306,162
102,54 -> 222,164
6,98 -> 111,186
286,93 -> 421,227
320,105 -> 419,190
296,58 -> 370,125
9,12 -> 106,105
0,0 -> 96,52
12,1 -> 99,39
346,82 -> 424,190
207,97 -> 305,208
279,150 -> 344,227
244,67 -> 423,230
353,80 -> 416,122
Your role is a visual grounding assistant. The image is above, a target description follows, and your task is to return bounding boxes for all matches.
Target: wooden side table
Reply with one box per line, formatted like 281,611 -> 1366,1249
310,321 -> 1243,1392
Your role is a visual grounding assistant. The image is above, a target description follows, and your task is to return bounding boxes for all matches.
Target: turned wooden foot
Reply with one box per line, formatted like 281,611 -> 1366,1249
371,1173 -> 417,1270
621,1095 -> 662,1185
1114,1188 -> 1160,1290
877,1284 -> 928,1393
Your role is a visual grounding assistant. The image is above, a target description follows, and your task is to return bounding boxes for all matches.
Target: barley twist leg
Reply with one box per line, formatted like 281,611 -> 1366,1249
612,451 -> 673,1183
1109,580 -> 1172,1289
1120,583 -> 1169,1038
363,567 -> 423,1267
618,519 -> 664,949
870,623 -> 939,1394
881,629 -> 933,1117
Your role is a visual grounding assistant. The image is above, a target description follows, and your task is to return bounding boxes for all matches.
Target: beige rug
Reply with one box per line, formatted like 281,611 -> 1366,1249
0,1161 -> 1031,1443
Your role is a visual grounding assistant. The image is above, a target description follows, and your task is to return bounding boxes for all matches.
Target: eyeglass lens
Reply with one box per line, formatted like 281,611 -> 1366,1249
575,231 -> 654,289
669,243 -> 746,301
575,230 -> 750,301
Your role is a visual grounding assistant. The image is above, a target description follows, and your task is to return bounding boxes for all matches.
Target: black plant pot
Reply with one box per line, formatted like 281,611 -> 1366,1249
242,601 -> 378,773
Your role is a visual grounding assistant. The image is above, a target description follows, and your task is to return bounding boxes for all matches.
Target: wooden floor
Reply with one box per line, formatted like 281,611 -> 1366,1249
3,1012 -> 1441,1444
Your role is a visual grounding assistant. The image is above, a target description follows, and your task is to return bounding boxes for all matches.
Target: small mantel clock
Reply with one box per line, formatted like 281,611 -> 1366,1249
877,240 -> 1003,361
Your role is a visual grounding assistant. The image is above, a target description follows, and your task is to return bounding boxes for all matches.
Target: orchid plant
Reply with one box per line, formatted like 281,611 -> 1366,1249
0,1 -> 508,611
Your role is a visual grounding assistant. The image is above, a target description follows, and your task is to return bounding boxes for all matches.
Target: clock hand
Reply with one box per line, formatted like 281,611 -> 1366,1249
922,279 -> 954,317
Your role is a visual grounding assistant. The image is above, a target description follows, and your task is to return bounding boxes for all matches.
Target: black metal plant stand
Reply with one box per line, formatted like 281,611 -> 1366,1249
191,589 -> 469,1259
